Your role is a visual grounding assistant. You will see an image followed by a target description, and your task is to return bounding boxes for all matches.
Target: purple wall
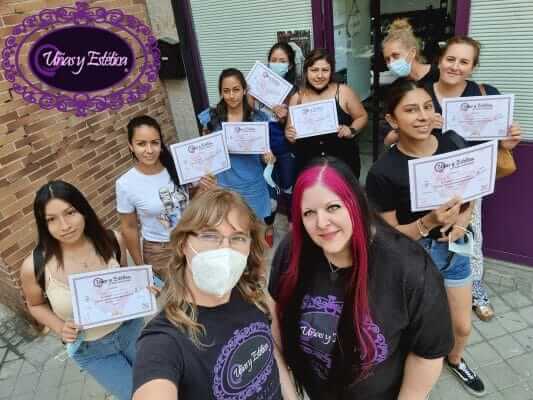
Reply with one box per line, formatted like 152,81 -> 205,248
455,0 -> 471,35
482,143 -> 533,267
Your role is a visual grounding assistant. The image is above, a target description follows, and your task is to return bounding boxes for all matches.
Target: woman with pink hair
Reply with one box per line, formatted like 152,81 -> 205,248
269,157 -> 453,399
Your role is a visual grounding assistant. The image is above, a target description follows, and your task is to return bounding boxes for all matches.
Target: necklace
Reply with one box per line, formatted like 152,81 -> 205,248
64,244 -> 96,270
326,258 -> 340,281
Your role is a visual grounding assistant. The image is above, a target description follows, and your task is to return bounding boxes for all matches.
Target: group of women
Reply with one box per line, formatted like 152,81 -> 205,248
19,19 -> 522,400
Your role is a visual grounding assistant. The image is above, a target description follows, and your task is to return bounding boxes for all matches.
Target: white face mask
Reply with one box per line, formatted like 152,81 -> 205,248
188,244 -> 248,298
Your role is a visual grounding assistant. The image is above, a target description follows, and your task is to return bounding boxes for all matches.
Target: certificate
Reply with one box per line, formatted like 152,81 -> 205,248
246,62 -> 293,109
289,98 -> 339,139
170,130 -> 231,184
222,122 -> 270,154
69,266 -> 157,329
442,94 -> 514,140
408,141 -> 498,212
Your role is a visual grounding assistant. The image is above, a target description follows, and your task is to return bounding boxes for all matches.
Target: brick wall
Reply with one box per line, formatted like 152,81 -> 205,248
0,0 -> 179,316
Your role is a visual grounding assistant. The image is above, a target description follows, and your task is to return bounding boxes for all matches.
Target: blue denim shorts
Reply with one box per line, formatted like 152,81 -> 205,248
419,238 -> 472,288
71,318 -> 143,400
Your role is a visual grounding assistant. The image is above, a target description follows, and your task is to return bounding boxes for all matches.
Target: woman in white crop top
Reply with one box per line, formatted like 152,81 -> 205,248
21,180 -> 143,400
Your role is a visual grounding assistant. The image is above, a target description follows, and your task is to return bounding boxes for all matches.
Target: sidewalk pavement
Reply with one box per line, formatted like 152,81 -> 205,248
1,216 -> 533,399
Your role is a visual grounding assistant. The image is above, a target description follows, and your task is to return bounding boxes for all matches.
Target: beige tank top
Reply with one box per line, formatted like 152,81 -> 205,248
45,264 -> 122,342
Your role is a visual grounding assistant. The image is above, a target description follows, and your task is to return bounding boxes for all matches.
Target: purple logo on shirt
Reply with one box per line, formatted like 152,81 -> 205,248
212,322 -> 280,399
1,2 -> 160,116
299,295 -> 342,379
299,295 -> 389,380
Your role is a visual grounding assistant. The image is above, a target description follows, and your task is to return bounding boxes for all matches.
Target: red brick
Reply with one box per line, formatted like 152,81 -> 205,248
28,163 -> 57,182
79,165 -> 101,181
47,164 -> 73,180
0,111 -> 17,125
0,212 -> 21,231
0,147 -> 31,166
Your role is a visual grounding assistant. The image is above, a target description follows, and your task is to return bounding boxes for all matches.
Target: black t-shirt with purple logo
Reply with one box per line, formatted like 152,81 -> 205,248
269,226 -> 453,399
132,291 -> 282,400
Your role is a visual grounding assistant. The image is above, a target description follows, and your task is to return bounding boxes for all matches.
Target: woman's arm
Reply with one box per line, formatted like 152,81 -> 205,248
20,257 -> 78,341
341,85 -> 368,132
437,200 -> 474,243
380,197 -> 463,241
119,212 -> 143,265
397,353 -> 443,400
133,380 -> 177,400
500,122 -> 522,150
284,93 -> 300,143
113,230 -> 128,266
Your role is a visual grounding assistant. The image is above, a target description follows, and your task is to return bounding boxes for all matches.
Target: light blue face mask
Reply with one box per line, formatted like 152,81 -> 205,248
263,163 -> 280,194
387,58 -> 412,77
269,62 -> 289,77
448,230 -> 474,257
66,330 -> 85,357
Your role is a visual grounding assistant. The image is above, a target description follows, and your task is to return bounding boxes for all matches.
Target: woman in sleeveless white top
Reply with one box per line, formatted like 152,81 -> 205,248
21,181 -> 144,400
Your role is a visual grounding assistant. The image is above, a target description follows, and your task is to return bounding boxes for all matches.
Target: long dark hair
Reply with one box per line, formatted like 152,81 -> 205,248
268,42 -> 296,85
33,181 -> 117,290
277,157 -> 379,387
127,115 -> 180,187
212,68 -> 254,126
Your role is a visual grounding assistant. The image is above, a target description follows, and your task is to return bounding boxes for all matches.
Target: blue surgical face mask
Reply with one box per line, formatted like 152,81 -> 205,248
387,58 -> 412,77
448,230 -> 474,257
269,62 -> 289,77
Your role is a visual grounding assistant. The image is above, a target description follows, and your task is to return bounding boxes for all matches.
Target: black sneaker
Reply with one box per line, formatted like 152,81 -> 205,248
446,358 -> 486,397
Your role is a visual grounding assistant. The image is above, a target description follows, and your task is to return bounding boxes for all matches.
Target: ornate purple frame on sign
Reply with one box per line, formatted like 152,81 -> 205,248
1,2 -> 160,116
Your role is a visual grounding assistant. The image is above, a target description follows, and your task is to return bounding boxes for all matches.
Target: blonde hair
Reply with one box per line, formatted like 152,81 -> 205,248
162,189 -> 268,346
383,18 -> 424,62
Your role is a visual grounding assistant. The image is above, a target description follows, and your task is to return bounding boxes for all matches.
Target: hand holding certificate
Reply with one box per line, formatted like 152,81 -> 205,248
408,141 -> 498,212
289,98 -> 339,139
246,62 -> 293,109
69,266 -> 157,329
222,122 -> 270,154
442,94 -> 514,140
170,130 -> 231,184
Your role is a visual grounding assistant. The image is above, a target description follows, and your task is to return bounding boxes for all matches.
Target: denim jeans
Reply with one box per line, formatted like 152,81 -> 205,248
269,152 -> 296,220
71,318 -> 144,400
419,238 -> 472,288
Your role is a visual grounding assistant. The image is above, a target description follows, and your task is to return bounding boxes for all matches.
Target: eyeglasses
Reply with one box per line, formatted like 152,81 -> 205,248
191,231 -> 251,251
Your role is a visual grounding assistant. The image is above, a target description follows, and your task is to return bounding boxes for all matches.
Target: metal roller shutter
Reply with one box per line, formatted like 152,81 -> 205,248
190,0 -> 313,105
470,0 -> 533,140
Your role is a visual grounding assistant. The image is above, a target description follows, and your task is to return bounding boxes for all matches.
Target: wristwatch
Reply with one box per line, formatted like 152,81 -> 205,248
349,127 -> 358,138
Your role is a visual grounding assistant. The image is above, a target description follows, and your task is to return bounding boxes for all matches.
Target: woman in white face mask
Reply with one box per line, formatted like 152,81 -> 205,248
381,18 -> 441,145
132,189 -> 298,400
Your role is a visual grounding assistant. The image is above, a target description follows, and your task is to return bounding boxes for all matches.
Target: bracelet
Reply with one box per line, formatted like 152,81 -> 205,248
416,219 -> 429,237
419,217 -> 430,232
453,224 -> 469,233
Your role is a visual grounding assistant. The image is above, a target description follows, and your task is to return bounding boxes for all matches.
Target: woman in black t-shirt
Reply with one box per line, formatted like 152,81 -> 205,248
270,156 -> 453,399
428,36 -> 522,322
285,49 -> 368,178
132,189 -> 298,400
366,79 -> 486,397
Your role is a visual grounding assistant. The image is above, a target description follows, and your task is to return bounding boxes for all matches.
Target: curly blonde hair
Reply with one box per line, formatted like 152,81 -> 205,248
383,18 -> 425,62
162,189 -> 269,346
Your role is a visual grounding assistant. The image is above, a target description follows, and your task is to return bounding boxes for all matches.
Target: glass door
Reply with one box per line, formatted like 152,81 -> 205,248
332,0 -> 372,100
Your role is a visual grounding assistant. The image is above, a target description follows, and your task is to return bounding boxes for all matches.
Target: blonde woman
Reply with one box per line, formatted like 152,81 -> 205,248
382,18 -> 441,145
132,189 -> 297,400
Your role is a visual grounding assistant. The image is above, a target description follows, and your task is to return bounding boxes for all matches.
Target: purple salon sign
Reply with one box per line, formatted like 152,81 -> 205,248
1,2 -> 160,116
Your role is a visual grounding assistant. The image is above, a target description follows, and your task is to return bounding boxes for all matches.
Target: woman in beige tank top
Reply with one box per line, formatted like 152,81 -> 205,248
20,180 -> 144,400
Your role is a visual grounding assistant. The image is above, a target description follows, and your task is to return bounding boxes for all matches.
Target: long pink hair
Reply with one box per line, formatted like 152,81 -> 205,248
276,162 -> 377,372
